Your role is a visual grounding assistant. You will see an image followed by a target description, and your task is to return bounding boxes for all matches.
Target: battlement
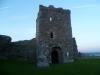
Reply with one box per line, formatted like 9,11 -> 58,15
39,5 -> 71,14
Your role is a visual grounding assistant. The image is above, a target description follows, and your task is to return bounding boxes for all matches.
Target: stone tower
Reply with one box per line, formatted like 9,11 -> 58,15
36,5 -> 74,67
73,37 -> 78,59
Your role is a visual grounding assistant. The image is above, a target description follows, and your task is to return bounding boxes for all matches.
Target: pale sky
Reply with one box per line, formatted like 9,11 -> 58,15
0,0 -> 100,52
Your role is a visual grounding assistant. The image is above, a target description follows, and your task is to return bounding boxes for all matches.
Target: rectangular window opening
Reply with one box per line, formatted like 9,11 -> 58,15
50,17 -> 52,21
51,32 -> 53,38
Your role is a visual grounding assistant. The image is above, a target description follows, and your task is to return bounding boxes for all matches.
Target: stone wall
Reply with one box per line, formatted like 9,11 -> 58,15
73,37 -> 78,59
0,35 -> 36,61
0,35 -> 12,60
0,35 -> 78,62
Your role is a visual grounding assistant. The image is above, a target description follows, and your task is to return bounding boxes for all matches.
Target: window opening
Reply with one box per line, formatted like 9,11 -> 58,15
50,17 -> 52,21
51,32 -> 53,38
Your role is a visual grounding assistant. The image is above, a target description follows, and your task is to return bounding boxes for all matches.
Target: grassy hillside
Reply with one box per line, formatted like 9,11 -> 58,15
0,58 -> 100,75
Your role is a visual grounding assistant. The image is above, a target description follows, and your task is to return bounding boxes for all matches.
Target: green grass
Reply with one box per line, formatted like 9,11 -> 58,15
0,58 -> 100,75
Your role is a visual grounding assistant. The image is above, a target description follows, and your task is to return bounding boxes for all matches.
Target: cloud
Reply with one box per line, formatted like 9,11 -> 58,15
71,23 -> 99,28
6,28 -> 36,34
70,4 -> 100,9
0,28 -> 36,41
72,25 -> 88,28
0,28 -> 36,34
10,15 -> 30,20
0,7 -> 9,9
0,15 -> 31,22
72,23 -> 89,28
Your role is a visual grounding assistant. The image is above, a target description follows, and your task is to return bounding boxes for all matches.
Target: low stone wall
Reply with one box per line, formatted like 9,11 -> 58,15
0,35 -> 36,61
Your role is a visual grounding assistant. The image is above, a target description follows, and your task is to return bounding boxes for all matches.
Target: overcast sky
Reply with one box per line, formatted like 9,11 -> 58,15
0,0 -> 100,52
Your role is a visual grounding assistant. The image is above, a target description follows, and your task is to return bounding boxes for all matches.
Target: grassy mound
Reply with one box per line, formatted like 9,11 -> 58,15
0,58 -> 100,75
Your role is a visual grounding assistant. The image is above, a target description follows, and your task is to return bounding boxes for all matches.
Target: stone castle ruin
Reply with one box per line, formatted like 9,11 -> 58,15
36,5 -> 74,67
0,5 -> 78,67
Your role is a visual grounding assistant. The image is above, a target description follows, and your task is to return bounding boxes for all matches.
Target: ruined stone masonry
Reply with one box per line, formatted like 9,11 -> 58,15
36,5 -> 74,67
0,35 -> 36,61
73,38 -> 78,59
0,5 -> 79,67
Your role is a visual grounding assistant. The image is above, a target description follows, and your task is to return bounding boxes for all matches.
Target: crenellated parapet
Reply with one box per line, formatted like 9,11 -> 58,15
39,5 -> 71,14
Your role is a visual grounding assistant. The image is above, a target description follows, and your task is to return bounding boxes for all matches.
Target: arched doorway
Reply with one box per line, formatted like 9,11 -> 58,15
51,50 -> 58,63
51,47 -> 62,63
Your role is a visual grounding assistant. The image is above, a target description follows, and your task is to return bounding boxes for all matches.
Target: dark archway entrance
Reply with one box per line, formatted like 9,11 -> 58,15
51,50 -> 58,63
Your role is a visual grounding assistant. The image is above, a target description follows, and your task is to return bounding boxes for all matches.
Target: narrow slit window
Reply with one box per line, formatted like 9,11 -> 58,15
51,32 -> 53,38
50,17 -> 52,21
